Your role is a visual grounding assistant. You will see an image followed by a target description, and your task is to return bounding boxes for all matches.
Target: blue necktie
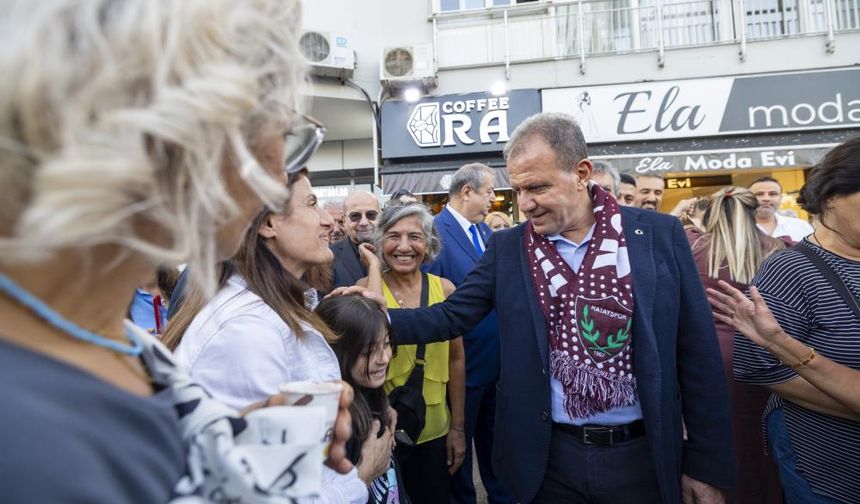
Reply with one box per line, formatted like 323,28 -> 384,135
469,224 -> 484,255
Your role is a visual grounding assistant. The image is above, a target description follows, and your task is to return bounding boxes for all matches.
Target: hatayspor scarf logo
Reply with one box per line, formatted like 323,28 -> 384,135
407,103 -> 441,147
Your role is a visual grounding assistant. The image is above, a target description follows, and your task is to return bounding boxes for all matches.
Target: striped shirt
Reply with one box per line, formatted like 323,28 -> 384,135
734,239 -> 860,503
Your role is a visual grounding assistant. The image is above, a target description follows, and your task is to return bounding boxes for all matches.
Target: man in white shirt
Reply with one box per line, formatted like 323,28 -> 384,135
749,176 -> 813,243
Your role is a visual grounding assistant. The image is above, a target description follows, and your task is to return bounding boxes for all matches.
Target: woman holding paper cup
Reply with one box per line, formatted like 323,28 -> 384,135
0,0 -> 353,501
170,170 -> 393,500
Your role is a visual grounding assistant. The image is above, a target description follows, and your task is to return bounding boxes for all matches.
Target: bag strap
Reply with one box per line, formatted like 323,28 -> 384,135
795,241 -> 860,320
415,273 -> 429,361
404,274 -> 431,389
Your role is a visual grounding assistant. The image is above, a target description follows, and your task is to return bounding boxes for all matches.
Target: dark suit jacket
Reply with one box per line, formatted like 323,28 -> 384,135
389,207 -> 734,503
424,207 -> 500,387
330,238 -> 366,289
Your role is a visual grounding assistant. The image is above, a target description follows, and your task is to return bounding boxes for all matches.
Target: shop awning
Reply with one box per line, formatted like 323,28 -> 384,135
588,129 -> 856,174
380,157 -> 509,195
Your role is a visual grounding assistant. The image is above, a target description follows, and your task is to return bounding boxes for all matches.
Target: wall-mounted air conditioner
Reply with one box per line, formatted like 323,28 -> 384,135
380,44 -> 437,89
299,30 -> 355,79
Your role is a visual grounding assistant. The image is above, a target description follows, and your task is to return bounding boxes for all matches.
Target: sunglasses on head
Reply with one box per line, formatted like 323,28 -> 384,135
348,210 -> 379,223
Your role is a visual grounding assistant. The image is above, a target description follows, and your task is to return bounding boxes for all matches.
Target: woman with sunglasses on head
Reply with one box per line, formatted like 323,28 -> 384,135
168,170 -> 393,503
356,204 -> 466,504
685,187 -> 785,504
0,0 -> 354,502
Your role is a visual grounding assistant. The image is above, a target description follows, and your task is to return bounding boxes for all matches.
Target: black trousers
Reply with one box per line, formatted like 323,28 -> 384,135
396,435 -> 450,504
533,425 -> 662,504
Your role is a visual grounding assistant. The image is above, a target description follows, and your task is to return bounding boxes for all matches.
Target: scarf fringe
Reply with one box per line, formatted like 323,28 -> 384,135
551,350 -> 636,419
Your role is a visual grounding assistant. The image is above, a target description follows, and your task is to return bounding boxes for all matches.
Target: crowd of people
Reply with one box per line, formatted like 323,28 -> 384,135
1,1 -> 858,504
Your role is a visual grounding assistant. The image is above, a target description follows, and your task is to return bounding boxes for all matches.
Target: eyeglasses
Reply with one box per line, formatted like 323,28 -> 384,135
283,114 -> 326,175
348,210 -> 379,223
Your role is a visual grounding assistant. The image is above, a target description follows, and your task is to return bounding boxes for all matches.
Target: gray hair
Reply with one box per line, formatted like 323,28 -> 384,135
372,204 -> 441,269
323,198 -> 345,212
503,113 -> 588,171
592,161 -> 620,195
0,0 -> 307,297
448,163 -> 494,197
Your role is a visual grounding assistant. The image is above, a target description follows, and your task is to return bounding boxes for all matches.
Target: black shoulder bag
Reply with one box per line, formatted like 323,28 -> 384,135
388,273 -> 430,447
795,241 -> 860,320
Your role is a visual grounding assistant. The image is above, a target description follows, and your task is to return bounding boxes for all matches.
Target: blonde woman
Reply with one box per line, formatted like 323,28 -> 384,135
686,187 -> 785,504
484,211 -> 513,232
0,1 -> 351,502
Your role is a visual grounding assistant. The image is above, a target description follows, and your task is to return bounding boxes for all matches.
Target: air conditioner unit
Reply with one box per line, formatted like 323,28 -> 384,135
380,44 -> 437,89
299,30 -> 355,79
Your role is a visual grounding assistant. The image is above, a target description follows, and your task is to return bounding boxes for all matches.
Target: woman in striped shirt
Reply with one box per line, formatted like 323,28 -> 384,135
709,136 -> 860,504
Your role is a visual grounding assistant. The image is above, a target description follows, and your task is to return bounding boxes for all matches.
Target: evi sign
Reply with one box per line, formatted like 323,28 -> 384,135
541,68 -> 860,143
381,89 -> 540,158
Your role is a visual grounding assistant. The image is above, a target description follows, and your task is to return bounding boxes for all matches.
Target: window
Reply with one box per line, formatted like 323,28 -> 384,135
438,0 -> 539,12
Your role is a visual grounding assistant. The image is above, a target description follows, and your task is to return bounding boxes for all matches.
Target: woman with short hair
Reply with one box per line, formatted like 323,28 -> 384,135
484,211 -> 513,232
358,204 -> 466,504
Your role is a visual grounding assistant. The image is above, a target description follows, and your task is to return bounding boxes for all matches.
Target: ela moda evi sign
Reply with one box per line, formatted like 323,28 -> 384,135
381,90 -> 541,158
541,68 -> 860,143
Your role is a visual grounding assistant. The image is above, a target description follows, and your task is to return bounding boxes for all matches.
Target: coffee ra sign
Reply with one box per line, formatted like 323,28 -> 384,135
541,68 -> 860,143
381,90 -> 540,159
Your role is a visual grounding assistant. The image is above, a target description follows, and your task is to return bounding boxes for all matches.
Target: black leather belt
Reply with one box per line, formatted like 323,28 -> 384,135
553,420 -> 646,446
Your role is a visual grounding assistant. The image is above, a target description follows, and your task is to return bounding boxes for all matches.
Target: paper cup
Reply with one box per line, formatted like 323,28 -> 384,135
278,381 -> 343,455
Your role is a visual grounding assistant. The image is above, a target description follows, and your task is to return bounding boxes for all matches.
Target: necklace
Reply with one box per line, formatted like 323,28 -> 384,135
0,272 -> 144,356
385,274 -> 417,307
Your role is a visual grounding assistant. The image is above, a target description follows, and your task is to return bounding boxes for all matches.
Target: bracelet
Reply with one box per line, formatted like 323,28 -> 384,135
450,426 -> 465,434
786,347 -> 816,369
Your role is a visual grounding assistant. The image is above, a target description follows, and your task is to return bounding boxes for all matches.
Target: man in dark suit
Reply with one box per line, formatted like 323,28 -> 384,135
423,163 -> 512,504
385,113 -> 734,503
330,191 -> 379,289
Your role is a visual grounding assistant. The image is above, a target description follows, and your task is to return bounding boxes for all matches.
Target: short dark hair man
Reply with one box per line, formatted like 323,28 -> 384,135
618,173 -> 637,207
748,176 -> 813,242
424,163 -> 513,504
330,191 -> 380,288
635,173 -> 698,218
387,113 -> 734,503
634,173 -> 665,210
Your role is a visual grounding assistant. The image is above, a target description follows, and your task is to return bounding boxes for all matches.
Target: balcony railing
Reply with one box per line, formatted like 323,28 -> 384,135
432,0 -> 860,68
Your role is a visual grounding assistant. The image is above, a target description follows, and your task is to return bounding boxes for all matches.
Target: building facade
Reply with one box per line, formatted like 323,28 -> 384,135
302,0 -> 860,214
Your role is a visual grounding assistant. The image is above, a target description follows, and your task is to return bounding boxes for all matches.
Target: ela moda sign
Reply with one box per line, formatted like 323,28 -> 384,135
541,69 -> 860,143
381,90 -> 540,159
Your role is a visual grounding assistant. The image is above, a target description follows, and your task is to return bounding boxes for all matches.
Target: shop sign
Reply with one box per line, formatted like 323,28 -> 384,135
542,68 -> 860,143
381,90 -> 540,159
597,146 -> 830,174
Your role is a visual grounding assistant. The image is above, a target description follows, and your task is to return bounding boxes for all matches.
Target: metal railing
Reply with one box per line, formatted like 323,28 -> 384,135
432,0 -> 860,68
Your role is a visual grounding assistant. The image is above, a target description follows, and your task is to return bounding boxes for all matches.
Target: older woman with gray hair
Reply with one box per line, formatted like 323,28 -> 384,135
356,203 -> 466,504
0,0 -> 353,502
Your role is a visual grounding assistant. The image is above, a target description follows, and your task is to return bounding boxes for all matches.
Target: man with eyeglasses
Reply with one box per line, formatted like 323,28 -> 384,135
331,191 -> 381,289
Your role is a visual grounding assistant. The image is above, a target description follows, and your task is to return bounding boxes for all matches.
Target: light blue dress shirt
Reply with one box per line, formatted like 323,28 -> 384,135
546,225 -> 643,426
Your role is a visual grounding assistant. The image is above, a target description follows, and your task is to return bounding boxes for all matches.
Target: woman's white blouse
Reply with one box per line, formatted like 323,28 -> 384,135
176,276 -> 340,411
174,276 -> 366,504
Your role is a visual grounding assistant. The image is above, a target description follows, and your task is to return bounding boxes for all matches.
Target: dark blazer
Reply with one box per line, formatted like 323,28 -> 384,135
330,238 -> 366,289
424,207 -> 500,387
389,207 -> 734,503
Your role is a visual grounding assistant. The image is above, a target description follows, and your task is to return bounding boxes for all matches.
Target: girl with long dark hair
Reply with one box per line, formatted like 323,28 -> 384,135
317,294 -> 408,503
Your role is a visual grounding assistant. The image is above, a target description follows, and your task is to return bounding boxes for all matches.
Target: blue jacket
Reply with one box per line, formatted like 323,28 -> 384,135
389,207 -> 734,503
424,207 -> 500,387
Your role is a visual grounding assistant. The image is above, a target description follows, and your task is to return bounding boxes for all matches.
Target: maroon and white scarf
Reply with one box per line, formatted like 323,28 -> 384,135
525,182 -> 637,419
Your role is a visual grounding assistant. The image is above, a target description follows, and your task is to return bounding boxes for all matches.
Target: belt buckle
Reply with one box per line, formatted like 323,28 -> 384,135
581,426 -> 593,445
